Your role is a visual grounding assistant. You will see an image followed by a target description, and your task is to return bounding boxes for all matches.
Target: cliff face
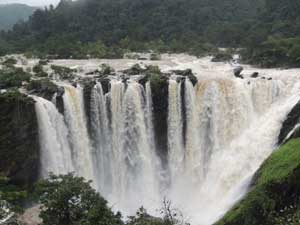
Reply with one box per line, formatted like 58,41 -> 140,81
0,91 -> 39,188
278,100 -> 300,145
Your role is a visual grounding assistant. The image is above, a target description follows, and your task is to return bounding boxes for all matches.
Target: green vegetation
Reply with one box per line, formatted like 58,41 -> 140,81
27,79 -> 58,100
214,138 -> 300,225
211,50 -> 233,62
0,66 -> 31,88
50,65 -> 76,80
33,63 -> 48,77
243,37 -> 300,68
0,90 -> 39,188
0,0 -> 262,58
34,174 -> 188,225
35,173 -> 123,225
0,0 -> 299,67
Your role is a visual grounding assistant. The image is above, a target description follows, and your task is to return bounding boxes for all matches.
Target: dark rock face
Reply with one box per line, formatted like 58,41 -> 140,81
278,100 -> 300,145
82,80 -> 96,135
171,69 -> 198,86
150,76 -> 169,163
27,79 -> 59,101
251,72 -> 259,78
234,66 -> 244,78
0,92 -> 39,188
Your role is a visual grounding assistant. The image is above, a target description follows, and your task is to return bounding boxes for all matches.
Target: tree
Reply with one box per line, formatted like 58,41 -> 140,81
35,173 -> 124,225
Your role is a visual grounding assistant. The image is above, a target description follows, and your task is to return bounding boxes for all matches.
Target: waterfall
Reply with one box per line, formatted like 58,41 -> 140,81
167,79 -> 184,184
167,77 -> 300,225
34,96 -> 74,177
63,84 -> 94,181
110,80 -> 160,213
90,82 -> 111,193
34,62 -> 300,225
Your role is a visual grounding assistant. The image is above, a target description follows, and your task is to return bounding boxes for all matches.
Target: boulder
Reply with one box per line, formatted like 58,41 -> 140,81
251,72 -> 259,78
233,66 -> 243,78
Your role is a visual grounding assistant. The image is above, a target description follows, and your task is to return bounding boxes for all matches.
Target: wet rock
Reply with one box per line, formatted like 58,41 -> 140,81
278,100 -> 300,145
234,66 -> 243,78
123,64 -> 144,75
171,69 -> 198,85
251,72 -> 259,78
26,79 -> 58,101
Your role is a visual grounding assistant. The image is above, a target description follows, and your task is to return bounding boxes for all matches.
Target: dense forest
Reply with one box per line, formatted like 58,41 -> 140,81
0,0 -> 300,67
0,4 -> 37,31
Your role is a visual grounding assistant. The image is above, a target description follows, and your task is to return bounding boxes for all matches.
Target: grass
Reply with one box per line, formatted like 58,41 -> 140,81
214,139 -> 300,225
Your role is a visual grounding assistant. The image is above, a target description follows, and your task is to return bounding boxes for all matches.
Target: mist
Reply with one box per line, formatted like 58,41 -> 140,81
0,0 -> 60,7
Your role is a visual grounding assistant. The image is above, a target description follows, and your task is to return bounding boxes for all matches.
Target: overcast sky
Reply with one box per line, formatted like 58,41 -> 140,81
0,0 -> 60,7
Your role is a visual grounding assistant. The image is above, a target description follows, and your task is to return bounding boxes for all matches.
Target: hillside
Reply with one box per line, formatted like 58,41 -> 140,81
0,0 -> 299,67
0,0 -> 264,58
214,138 -> 300,225
0,4 -> 37,31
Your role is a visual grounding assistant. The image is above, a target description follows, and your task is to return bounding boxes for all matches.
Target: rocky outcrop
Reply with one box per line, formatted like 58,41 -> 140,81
0,91 -> 39,188
278,100 -> 300,145
148,73 -> 169,161
233,66 -> 244,79
27,79 -> 59,101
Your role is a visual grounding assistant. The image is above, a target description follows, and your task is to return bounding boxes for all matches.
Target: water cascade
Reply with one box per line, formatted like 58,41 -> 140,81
62,84 -> 95,181
34,66 -> 300,225
34,96 -> 74,177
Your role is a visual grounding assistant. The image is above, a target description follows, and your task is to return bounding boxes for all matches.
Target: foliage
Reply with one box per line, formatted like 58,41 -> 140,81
50,65 -> 75,80
35,173 -> 124,225
0,0 -> 264,58
32,64 -> 48,77
243,37 -> 300,67
0,66 -> 31,88
127,207 -> 167,225
0,90 -> 39,188
211,50 -> 233,62
0,0 -> 299,66
99,64 -> 115,76
2,57 -> 17,67
214,139 -> 300,225
0,177 -> 27,211
27,79 -> 58,100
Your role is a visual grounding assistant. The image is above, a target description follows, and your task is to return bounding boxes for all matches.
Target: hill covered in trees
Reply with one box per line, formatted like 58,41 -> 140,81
0,4 -> 37,31
1,0 -> 300,67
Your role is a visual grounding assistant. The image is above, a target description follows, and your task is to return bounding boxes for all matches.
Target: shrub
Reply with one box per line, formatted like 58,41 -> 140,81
0,67 -> 31,88
35,173 -> 124,225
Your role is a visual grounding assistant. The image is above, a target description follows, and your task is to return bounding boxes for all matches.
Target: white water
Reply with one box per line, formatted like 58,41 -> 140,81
167,77 -> 300,224
33,56 -> 300,225
34,96 -> 74,177
62,84 -> 95,181
168,78 -> 185,185
90,82 -> 111,193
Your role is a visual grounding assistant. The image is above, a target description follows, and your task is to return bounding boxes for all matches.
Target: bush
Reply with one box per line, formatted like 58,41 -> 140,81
211,50 -> 233,62
35,173 -> 124,225
33,64 -> 48,77
2,58 -> 17,67
0,67 -> 31,88
50,65 -> 75,80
